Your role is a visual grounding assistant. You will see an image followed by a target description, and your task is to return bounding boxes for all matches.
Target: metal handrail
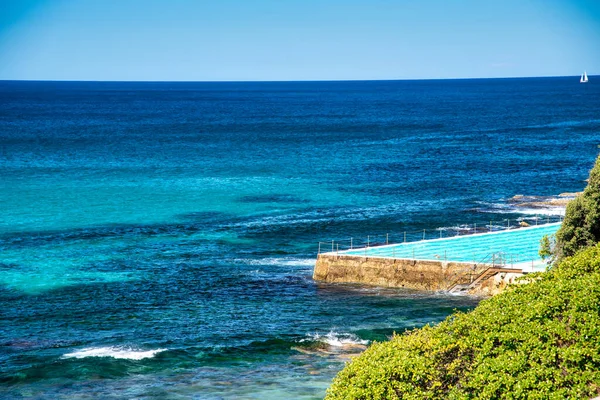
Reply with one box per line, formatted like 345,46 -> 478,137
445,251 -> 531,292
317,216 -> 563,255
445,252 -> 500,290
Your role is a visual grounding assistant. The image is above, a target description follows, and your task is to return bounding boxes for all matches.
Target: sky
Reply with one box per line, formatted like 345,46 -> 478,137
0,0 -> 599,81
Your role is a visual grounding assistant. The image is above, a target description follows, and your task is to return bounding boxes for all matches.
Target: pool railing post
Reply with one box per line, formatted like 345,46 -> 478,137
350,237 -> 353,249
331,240 -> 334,253
404,231 -> 406,243
507,219 -> 510,229
318,242 -> 321,255
386,233 -> 389,245
367,235 -> 370,248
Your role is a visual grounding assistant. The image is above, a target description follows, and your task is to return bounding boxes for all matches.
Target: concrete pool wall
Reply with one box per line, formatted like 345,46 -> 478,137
313,223 -> 559,294
313,254 -> 485,291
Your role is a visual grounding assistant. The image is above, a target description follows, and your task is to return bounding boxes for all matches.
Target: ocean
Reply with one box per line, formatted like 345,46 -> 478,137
1,77 -> 598,399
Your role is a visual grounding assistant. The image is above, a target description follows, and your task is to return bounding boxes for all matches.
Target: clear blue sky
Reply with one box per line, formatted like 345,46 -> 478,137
0,0 -> 598,81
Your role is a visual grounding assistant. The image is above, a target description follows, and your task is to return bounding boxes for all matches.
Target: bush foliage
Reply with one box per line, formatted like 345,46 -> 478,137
326,245 -> 600,399
555,155 -> 600,259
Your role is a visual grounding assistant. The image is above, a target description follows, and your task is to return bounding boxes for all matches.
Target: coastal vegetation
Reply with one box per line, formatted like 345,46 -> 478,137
327,155 -> 600,399
326,246 -> 600,399
554,155 -> 600,259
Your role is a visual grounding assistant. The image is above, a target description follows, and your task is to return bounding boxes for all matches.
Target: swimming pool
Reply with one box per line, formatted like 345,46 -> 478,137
342,223 -> 560,270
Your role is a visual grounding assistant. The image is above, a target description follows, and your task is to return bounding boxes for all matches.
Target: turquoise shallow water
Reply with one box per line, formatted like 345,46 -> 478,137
0,78 -> 598,398
344,223 -> 561,267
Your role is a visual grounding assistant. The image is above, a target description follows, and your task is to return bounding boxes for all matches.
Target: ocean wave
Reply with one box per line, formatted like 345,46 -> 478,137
62,346 -> 167,360
235,202 -> 438,231
510,207 -> 565,217
526,119 -> 600,129
437,225 -> 474,232
303,331 -> 368,347
473,201 -> 565,216
237,257 -> 315,267
477,119 -> 600,134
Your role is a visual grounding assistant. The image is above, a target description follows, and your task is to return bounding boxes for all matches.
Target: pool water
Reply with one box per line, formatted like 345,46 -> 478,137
343,223 -> 560,269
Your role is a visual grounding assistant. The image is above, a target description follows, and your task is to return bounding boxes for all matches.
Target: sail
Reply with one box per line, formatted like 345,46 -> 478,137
581,71 -> 588,83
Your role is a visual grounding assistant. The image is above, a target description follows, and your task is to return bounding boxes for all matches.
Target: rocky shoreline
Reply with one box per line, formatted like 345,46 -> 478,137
508,192 -> 579,210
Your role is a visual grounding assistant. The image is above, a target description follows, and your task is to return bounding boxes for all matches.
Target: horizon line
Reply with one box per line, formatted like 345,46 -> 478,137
0,74 -> 591,84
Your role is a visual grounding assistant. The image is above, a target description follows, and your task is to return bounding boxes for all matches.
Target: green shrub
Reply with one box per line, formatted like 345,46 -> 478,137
555,154 -> 600,259
326,245 -> 600,399
538,234 -> 554,264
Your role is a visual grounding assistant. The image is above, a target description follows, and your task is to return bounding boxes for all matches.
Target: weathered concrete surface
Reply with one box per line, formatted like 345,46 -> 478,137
471,272 -> 525,296
313,254 -> 487,291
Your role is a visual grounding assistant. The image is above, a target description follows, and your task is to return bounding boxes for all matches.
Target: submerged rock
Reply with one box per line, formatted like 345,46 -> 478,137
508,193 -> 580,210
291,340 -> 368,362
558,192 -> 580,197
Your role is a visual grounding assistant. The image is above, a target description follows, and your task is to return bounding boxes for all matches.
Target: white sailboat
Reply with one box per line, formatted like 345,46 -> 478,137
580,71 -> 589,83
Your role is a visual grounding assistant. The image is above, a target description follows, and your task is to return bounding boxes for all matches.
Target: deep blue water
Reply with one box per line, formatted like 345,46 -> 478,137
1,78 -> 598,399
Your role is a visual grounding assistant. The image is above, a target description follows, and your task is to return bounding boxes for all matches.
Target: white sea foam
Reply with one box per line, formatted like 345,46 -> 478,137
304,331 -> 368,347
238,257 -> 315,267
511,207 -> 565,217
437,225 -> 474,231
474,201 -> 566,216
63,346 -> 167,360
481,206 -> 564,217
